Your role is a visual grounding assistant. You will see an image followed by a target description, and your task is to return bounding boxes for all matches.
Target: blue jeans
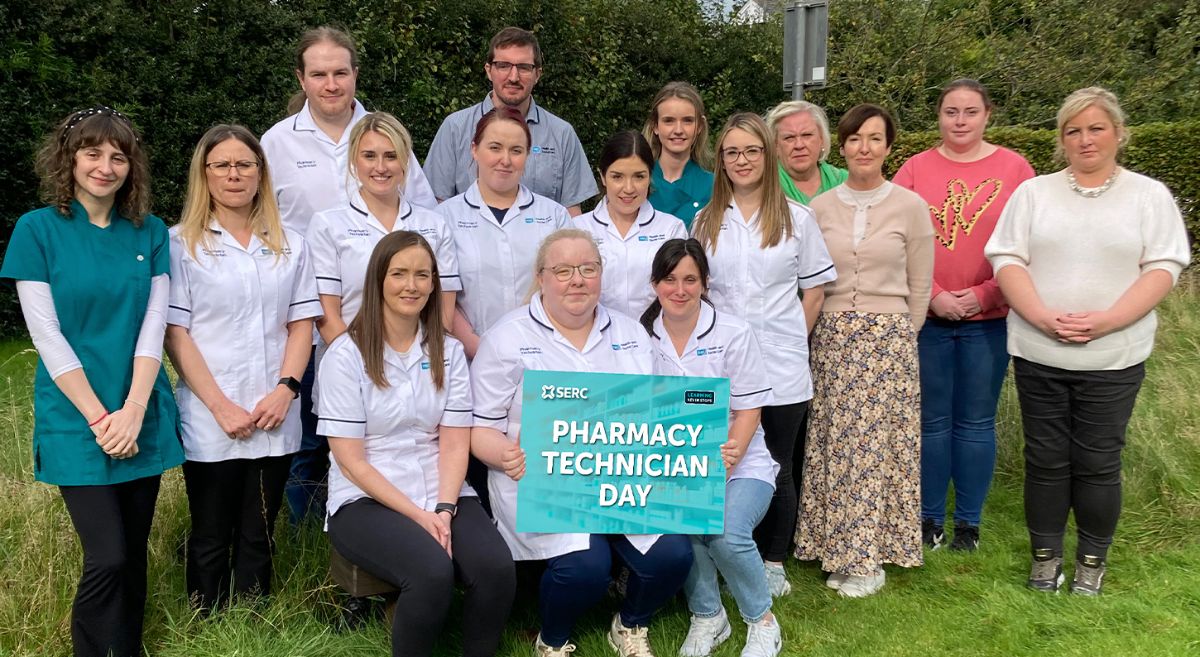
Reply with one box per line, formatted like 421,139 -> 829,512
285,349 -> 328,524
538,534 -> 692,647
685,478 -> 773,623
918,318 -> 1009,526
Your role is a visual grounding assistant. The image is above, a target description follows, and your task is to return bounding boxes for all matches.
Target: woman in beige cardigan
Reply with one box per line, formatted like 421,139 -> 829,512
794,104 -> 934,598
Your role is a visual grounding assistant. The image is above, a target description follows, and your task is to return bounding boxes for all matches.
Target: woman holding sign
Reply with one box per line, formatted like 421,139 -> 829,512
470,228 -> 693,657
642,238 -> 783,657
317,231 -> 514,657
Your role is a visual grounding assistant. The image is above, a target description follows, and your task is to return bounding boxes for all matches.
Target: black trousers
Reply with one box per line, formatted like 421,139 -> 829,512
183,454 -> 292,611
753,401 -> 809,562
1014,358 -> 1145,559
59,474 -> 162,657
329,496 -> 516,657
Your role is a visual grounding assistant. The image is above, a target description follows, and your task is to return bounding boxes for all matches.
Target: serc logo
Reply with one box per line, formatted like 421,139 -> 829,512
541,384 -> 589,400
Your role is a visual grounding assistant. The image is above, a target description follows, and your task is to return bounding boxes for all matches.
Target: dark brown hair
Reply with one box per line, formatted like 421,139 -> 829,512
837,103 -> 897,148
488,26 -> 542,67
937,79 -> 993,113
348,231 -> 447,390
640,238 -> 710,334
35,107 -> 151,224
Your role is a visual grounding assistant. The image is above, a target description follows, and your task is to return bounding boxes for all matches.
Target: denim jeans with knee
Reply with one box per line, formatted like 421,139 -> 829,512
685,477 -> 773,623
918,318 -> 1009,526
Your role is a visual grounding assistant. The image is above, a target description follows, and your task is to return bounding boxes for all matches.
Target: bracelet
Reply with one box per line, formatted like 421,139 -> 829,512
434,502 -> 458,517
126,397 -> 147,411
87,412 -> 109,427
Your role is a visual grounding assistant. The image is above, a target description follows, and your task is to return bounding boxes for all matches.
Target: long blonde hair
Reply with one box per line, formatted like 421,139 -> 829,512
177,125 -> 287,260
641,82 -> 714,170
692,112 -> 792,253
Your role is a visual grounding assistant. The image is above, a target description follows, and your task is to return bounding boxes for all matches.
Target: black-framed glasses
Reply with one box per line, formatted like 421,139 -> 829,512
721,146 -> 765,163
543,262 -> 601,282
205,160 -> 260,176
489,61 -> 539,76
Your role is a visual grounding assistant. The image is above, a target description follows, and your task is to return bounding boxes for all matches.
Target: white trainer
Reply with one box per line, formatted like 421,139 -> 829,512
740,616 -> 782,657
609,613 -> 656,657
535,633 -> 577,656
825,572 -> 850,590
678,607 -> 731,657
837,570 -> 886,598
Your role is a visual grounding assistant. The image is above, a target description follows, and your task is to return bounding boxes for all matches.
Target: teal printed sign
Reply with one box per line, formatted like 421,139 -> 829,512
517,370 -> 729,535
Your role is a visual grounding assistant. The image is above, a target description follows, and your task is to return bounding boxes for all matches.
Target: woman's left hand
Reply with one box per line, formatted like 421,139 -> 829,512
97,402 -> 146,459
1055,311 -> 1117,343
720,438 -> 748,472
950,289 -> 982,318
251,386 -> 294,432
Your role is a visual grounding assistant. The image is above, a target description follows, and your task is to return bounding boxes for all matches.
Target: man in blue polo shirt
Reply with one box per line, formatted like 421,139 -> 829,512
423,27 -> 598,215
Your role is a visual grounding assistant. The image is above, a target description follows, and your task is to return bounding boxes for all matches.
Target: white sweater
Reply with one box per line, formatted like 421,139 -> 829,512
985,168 -> 1191,371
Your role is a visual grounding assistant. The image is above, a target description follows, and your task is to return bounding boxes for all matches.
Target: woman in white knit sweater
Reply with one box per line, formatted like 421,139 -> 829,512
985,87 -> 1190,596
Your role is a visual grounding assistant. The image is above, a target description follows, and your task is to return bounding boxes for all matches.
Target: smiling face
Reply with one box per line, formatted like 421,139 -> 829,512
486,44 -> 541,109
938,88 -> 990,152
471,118 -> 529,196
1061,104 -> 1122,176
603,155 -> 651,218
654,97 -> 700,159
653,254 -> 704,323
840,116 -> 891,181
73,141 -> 130,205
382,245 -> 434,323
296,41 -> 358,124
204,138 -> 261,214
354,130 -> 407,200
775,111 -> 824,179
720,127 -> 766,194
538,237 -> 602,323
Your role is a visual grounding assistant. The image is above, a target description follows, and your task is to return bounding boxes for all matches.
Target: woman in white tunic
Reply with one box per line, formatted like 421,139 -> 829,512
690,113 -> 836,596
470,229 -> 693,657
318,231 -> 514,657
165,125 -> 321,611
642,239 -> 782,657
573,130 -> 687,319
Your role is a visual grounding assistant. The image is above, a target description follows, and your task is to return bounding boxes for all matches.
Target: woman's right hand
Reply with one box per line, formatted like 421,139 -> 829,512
929,291 -> 966,320
211,398 -> 256,439
412,509 -> 452,555
502,441 -> 526,481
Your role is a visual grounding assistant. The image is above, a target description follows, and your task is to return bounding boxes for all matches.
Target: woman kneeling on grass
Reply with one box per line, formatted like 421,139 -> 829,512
317,231 -> 515,656
642,238 -> 782,657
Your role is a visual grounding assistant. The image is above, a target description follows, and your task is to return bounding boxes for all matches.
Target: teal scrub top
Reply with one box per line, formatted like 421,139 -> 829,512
1,203 -> 183,486
649,160 -> 714,230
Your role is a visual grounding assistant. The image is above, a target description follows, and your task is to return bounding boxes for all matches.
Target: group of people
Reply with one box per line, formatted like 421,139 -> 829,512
2,22 -> 1191,657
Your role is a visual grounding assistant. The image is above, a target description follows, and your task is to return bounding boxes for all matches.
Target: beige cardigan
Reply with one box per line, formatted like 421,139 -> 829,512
809,183 -> 934,330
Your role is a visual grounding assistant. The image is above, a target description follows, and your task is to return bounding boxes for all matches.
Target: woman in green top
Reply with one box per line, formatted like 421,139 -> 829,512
1,106 -> 183,657
642,81 -> 715,229
765,101 -> 848,204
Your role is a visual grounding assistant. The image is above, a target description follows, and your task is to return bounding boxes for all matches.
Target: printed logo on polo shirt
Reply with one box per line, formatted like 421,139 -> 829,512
347,228 -> 370,237
531,146 -> 557,155
684,390 -> 716,405
296,160 -> 318,169
541,384 -> 588,400
610,340 -> 640,352
525,216 -> 554,224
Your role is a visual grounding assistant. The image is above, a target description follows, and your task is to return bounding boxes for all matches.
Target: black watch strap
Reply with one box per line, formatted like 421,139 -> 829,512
278,376 -> 301,399
434,502 -> 458,517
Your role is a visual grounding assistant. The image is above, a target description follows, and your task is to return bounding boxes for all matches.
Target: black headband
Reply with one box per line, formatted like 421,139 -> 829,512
61,105 -> 138,142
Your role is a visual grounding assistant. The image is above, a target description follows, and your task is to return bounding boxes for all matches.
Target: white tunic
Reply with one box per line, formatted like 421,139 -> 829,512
307,188 -> 462,326
703,201 -> 836,404
648,301 -> 778,485
167,224 -> 322,462
438,182 -> 571,336
317,332 -> 475,518
261,99 -> 437,234
470,296 -> 657,560
572,200 -> 687,319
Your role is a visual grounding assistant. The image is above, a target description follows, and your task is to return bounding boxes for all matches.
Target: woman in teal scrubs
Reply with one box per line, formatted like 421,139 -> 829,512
1,106 -> 183,657
642,82 -> 715,229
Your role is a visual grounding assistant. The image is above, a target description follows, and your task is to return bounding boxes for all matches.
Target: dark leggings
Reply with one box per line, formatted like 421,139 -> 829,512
329,496 -> 515,657
59,475 -> 161,657
183,454 -> 292,610
753,401 -> 809,562
1014,358 -> 1145,559
538,534 -> 693,648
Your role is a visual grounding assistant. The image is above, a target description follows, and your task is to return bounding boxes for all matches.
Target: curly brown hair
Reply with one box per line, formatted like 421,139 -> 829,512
34,107 -> 151,225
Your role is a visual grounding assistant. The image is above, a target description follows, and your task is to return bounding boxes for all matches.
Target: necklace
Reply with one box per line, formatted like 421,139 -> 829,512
1067,167 -> 1119,198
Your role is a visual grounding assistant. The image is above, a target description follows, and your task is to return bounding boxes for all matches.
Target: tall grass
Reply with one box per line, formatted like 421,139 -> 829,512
1,283 -> 1198,656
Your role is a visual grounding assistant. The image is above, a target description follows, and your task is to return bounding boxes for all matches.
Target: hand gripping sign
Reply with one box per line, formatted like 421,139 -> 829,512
517,370 -> 729,535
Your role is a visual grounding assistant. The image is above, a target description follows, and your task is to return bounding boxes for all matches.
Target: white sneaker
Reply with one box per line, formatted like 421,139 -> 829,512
764,563 -> 791,597
535,633 -> 577,656
740,616 -> 782,657
837,570 -> 886,598
679,607 -> 731,657
825,572 -> 850,590
609,613 -> 656,657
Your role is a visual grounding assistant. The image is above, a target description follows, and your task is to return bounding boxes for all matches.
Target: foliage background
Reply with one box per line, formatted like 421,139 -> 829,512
2,0 -> 1199,336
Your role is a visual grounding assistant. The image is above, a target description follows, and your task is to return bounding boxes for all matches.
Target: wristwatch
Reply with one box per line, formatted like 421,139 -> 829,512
278,376 -> 301,399
434,502 -> 458,517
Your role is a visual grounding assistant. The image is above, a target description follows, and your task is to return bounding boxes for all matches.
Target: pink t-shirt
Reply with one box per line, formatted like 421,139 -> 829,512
893,146 -> 1035,320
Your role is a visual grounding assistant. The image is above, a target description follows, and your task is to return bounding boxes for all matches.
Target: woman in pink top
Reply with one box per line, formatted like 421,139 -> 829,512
892,80 -> 1034,552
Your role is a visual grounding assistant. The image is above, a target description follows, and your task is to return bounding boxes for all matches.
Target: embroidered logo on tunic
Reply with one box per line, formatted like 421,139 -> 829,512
347,228 -> 370,237
457,220 -> 479,229
519,346 -> 543,355
931,178 -> 1001,250
296,160 -> 318,169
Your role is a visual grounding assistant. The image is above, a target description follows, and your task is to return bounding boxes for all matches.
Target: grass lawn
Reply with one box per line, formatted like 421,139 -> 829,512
1,280 -> 1198,657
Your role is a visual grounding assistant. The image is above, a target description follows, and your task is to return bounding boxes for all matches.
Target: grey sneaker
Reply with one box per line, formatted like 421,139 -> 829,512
764,563 -> 791,597
609,613 -> 655,657
679,607 -> 730,657
1027,548 -> 1064,592
1070,555 -> 1107,596
535,633 -> 577,657
740,615 -> 782,657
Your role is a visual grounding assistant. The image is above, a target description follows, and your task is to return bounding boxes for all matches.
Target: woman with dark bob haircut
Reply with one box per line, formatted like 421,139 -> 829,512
795,104 -> 934,598
1,106 -> 184,657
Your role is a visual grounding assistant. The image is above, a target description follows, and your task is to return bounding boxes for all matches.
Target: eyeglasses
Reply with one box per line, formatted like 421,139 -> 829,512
205,160 -> 260,176
489,61 -> 539,76
721,146 -> 765,163
543,262 -> 601,282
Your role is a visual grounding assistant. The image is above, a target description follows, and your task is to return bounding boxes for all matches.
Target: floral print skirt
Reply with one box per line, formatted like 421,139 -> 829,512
794,311 -> 923,575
